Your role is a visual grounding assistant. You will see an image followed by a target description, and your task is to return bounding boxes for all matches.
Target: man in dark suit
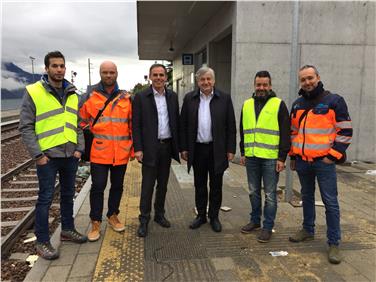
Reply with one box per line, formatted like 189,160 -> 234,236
180,66 -> 236,232
133,64 -> 180,237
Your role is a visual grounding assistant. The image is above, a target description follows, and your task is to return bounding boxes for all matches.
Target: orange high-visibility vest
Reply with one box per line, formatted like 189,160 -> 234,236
80,90 -> 133,165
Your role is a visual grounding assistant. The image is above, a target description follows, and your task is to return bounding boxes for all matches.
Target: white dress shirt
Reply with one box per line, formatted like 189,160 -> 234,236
153,87 -> 171,139
197,90 -> 213,143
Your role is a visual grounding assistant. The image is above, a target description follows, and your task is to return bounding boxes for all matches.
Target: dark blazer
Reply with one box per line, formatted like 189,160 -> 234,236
180,87 -> 236,174
132,86 -> 180,167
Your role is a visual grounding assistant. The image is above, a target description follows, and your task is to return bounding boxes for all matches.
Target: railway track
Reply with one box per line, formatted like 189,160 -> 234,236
1,118 -> 90,280
1,160 -> 60,258
1,119 -> 21,142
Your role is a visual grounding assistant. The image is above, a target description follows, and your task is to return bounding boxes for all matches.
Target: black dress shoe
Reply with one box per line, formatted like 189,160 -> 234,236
210,218 -> 222,232
189,216 -> 207,229
137,222 -> 148,237
154,215 -> 171,228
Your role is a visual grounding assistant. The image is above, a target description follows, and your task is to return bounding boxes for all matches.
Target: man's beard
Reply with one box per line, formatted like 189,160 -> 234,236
49,75 -> 64,84
255,89 -> 269,97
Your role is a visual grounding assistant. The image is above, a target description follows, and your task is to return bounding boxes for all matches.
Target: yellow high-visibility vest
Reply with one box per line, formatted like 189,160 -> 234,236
26,81 -> 78,151
242,97 -> 281,159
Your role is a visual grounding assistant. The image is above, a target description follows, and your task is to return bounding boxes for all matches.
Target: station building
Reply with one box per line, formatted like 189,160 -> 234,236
137,1 -> 375,162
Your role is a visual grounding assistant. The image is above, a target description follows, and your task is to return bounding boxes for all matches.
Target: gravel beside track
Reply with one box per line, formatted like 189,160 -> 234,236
1,139 -> 30,174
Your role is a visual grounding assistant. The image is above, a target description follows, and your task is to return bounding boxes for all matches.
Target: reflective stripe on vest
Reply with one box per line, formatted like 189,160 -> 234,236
26,81 -> 78,151
290,107 -> 338,161
242,97 -> 281,159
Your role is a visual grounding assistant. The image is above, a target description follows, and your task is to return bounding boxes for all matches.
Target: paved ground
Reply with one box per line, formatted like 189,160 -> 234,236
25,160 -> 376,281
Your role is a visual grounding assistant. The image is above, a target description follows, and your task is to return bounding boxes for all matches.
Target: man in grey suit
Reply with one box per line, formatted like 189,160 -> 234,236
132,64 -> 180,237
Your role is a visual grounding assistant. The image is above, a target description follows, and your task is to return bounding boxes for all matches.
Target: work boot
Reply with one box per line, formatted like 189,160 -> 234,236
289,229 -> 314,242
241,222 -> 261,234
35,242 -> 59,260
257,229 -> 272,243
88,220 -> 101,242
108,214 -> 125,232
61,228 -> 88,243
328,245 -> 342,264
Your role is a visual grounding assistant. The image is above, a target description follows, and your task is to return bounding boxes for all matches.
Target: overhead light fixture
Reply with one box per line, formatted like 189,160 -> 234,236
168,40 -> 174,52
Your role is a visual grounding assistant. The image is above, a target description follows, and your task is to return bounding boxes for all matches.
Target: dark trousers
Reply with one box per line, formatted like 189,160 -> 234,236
139,142 -> 172,223
193,143 -> 223,219
90,162 -> 127,221
35,157 -> 78,243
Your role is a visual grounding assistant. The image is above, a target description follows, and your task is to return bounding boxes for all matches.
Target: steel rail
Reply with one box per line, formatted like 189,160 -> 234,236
1,119 -> 20,133
1,159 -> 34,182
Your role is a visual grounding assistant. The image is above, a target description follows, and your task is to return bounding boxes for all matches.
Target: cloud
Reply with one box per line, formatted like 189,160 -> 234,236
1,1 -> 155,91
1,70 -> 27,90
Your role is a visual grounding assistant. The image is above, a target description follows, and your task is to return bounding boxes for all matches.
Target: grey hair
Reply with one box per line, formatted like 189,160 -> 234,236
299,65 -> 319,76
195,67 -> 215,81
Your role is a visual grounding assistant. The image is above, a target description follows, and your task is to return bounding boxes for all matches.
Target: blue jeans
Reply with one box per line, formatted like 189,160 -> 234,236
296,157 -> 341,245
245,157 -> 279,231
35,157 -> 78,243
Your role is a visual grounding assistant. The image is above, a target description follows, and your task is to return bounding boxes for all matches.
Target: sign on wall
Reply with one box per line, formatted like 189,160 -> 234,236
182,54 -> 193,65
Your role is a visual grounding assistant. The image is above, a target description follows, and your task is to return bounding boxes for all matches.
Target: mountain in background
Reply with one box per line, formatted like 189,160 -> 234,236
1,62 -> 42,99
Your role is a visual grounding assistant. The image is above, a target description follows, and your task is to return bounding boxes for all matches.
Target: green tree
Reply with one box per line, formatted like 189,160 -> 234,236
131,83 -> 149,95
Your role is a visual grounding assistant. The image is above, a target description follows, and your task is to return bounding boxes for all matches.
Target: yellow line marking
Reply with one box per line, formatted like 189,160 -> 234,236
93,161 -> 144,281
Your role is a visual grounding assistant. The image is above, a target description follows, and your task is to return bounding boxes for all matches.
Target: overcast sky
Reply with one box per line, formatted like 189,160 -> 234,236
1,0 -> 155,92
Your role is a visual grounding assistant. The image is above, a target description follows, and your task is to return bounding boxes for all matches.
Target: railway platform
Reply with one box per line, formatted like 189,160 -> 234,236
24,160 -> 376,282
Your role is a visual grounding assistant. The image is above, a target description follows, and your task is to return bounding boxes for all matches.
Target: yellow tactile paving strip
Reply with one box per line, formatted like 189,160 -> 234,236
93,161 -> 144,282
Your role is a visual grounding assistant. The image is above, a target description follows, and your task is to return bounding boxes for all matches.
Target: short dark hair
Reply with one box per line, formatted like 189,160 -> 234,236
149,63 -> 167,75
44,51 -> 65,68
254,70 -> 272,85
299,64 -> 319,75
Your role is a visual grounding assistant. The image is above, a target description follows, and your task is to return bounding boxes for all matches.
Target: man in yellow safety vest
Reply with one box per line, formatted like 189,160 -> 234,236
239,70 -> 290,243
19,51 -> 87,260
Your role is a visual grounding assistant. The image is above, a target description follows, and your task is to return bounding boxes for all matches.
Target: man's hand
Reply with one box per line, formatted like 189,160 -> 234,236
239,156 -> 246,166
73,151 -> 82,159
135,151 -> 143,162
181,151 -> 188,161
227,153 -> 234,161
36,155 -> 49,166
276,160 -> 286,172
322,157 -> 334,164
290,159 -> 296,171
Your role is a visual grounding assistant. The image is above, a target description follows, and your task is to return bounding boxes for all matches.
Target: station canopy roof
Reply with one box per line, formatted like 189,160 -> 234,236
137,1 -> 225,60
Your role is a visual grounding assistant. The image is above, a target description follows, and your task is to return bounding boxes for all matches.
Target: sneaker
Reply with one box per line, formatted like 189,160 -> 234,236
241,222 -> 261,234
289,229 -> 314,242
108,214 -> 125,232
88,220 -> 101,242
257,229 -> 272,243
61,229 -> 88,243
35,242 -> 59,260
328,245 -> 342,264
